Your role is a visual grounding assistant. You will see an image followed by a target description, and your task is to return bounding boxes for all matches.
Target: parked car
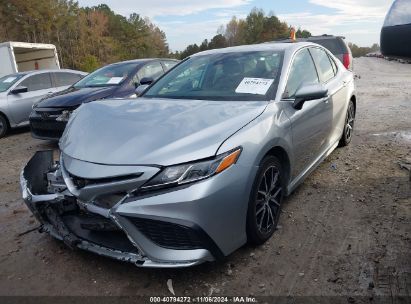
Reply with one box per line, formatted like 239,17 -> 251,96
274,35 -> 353,70
29,58 -> 179,140
0,69 -> 87,138
21,42 -> 356,267
381,0 -> 411,59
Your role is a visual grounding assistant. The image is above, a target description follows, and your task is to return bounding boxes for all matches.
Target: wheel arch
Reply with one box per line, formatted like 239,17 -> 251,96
0,111 -> 11,128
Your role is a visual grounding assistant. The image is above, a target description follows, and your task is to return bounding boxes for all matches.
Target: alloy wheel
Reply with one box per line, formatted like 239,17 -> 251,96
345,102 -> 355,142
255,165 -> 282,234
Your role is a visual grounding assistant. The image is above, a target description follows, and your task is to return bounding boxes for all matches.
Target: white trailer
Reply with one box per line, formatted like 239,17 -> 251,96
0,41 -> 60,77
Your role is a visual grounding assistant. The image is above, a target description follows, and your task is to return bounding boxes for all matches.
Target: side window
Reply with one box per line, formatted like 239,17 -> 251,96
284,48 -> 319,98
54,72 -> 82,87
162,60 -> 177,71
328,55 -> 338,75
20,73 -> 52,92
137,62 -> 164,81
310,48 -> 335,82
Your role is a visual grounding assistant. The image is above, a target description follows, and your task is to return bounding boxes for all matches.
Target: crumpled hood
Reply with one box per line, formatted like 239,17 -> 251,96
36,86 -> 117,108
60,98 -> 268,166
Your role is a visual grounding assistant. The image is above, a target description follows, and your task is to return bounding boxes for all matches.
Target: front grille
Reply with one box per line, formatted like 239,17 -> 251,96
71,174 -> 141,189
129,217 -> 204,250
30,121 -> 66,139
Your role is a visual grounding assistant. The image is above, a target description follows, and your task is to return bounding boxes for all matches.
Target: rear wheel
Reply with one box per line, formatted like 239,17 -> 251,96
339,100 -> 355,147
247,155 -> 285,245
0,114 -> 9,139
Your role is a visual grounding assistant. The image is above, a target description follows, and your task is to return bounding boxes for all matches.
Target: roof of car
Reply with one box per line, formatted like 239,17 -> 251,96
192,42 -> 316,56
15,69 -> 87,76
108,58 -> 179,66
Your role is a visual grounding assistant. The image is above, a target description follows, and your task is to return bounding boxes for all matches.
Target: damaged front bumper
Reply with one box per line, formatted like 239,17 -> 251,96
20,151 -> 216,268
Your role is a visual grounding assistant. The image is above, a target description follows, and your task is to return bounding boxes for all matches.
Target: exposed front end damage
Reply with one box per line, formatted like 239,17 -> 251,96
20,151 -> 216,267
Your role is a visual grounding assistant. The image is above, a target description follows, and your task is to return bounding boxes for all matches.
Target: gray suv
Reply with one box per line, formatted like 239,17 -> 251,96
307,35 -> 353,70
275,35 -> 353,70
0,69 -> 87,138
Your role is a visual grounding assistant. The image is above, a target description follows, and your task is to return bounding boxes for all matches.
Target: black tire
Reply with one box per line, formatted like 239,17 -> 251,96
339,100 -> 355,147
0,114 -> 9,139
246,155 -> 285,245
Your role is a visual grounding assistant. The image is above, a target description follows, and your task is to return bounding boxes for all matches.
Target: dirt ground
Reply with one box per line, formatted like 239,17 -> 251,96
0,57 -> 410,298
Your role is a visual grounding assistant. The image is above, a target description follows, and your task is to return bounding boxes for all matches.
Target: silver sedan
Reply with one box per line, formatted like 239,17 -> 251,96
20,42 -> 356,267
0,69 -> 87,138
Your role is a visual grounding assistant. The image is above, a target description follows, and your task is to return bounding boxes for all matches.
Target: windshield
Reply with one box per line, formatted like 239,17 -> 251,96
74,63 -> 138,88
0,74 -> 26,93
143,51 -> 284,101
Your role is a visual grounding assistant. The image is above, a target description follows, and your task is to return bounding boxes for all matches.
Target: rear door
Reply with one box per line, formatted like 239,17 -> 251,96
309,47 -> 348,146
7,72 -> 54,124
284,48 -> 333,179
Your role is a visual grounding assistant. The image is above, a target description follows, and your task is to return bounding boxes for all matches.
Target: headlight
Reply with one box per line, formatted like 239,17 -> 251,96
141,147 -> 242,190
56,110 -> 72,122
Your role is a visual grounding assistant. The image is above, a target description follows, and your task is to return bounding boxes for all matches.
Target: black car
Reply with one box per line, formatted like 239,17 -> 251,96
381,0 -> 411,59
30,58 -> 179,140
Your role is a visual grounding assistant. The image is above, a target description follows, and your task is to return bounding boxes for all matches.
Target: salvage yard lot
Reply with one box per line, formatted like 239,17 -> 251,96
0,57 -> 410,297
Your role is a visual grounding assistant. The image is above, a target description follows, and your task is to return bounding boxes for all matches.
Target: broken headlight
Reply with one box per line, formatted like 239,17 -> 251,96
141,147 -> 242,190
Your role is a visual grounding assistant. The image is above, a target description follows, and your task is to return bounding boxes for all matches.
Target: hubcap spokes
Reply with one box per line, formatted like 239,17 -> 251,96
256,166 -> 282,234
0,121 -> 3,133
345,104 -> 355,141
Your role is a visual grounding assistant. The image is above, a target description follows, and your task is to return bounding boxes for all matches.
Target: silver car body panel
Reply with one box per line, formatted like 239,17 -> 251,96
0,69 -> 86,128
60,98 -> 268,166
20,42 -> 356,267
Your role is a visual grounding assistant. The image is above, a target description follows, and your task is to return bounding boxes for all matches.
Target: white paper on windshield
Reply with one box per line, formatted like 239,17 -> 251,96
107,77 -> 123,84
3,77 -> 17,83
235,77 -> 274,95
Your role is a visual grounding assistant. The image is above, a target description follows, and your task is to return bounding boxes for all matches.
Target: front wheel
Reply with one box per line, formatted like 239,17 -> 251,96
246,155 -> 285,245
339,100 -> 355,147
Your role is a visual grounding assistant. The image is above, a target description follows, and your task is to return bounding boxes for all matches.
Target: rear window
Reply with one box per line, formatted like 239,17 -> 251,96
308,38 -> 346,55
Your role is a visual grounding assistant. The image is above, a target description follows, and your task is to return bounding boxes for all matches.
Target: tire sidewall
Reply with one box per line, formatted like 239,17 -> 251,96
0,115 -> 8,138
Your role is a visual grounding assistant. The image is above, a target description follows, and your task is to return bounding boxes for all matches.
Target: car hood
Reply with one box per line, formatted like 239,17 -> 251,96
35,86 -> 117,108
60,98 -> 268,166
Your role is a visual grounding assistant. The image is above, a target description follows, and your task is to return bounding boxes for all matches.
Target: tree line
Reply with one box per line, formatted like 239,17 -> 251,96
0,0 -> 169,71
176,8 -> 311,59
348,43 -> 380,58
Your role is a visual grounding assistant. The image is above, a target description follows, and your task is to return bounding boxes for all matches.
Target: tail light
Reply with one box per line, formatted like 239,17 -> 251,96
343,53 -> 350,69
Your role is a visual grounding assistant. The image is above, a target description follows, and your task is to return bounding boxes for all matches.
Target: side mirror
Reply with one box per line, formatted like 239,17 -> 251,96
135,84 -> 149,97
10,86 -> 28,94
140,77 -> 154,86
293,83 -> 328,110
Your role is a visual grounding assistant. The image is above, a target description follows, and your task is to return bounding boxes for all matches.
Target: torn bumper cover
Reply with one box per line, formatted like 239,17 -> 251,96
20,151 -> 218,268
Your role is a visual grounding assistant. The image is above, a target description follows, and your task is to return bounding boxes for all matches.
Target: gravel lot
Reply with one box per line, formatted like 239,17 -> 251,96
0,57 -> 410,298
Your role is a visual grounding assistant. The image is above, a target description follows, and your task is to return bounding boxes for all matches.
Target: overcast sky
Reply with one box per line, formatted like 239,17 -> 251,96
77,0 -> 393,51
